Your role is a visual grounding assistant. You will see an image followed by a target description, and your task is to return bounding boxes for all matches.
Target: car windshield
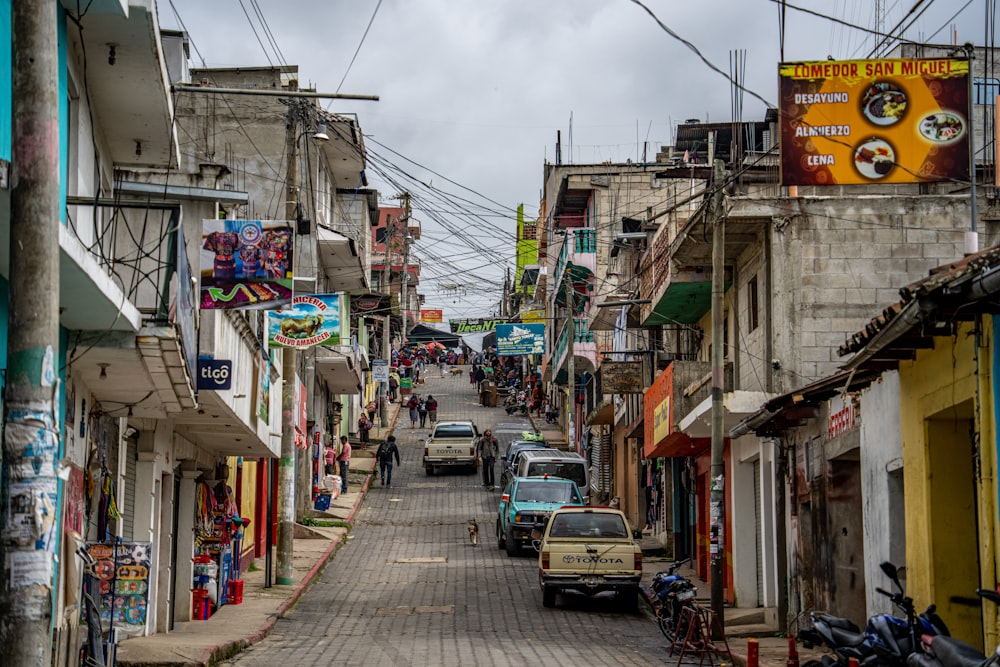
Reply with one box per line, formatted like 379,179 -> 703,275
514,481 -> 581,504
548,513 -> 628,539
527,462 -> 586,490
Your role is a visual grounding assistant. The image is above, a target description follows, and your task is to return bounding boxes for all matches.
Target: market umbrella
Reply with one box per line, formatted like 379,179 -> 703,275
426,341 -> 446,350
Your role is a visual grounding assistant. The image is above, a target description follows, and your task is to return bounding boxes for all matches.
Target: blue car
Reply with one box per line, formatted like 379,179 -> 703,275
497,475 -> 584,556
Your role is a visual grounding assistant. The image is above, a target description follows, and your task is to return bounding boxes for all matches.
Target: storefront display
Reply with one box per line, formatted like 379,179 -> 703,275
192,469 -> 243,619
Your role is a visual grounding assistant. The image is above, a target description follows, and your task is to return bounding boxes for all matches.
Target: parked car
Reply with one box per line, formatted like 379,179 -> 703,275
499,439 -> 553,490
515,450 -> 590,503
535,506 -> 642,609
497,475 -> 584,556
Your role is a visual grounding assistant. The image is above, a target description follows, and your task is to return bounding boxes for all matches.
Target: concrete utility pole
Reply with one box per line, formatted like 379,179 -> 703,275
400,192 -> 412,342
277,85 -> 301,586
380,215 -> 395,425
709,158 -> 727,626
1,2 -> 60,663
566,272 -> 576,453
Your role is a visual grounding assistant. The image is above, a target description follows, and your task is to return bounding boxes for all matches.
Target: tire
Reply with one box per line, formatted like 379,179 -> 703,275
505,526 -> 521,557
542,586 -> 556,608
497,520 -> 506,550
657,608 -> 675,641
619,589 -> 639,612
425,465 -> 434,476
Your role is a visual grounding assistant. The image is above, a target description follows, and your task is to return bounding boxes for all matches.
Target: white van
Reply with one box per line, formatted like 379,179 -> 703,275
515,450 -> 590,503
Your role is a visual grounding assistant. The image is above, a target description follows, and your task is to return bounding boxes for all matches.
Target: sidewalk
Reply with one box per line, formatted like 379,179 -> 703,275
115,402 -> 402,667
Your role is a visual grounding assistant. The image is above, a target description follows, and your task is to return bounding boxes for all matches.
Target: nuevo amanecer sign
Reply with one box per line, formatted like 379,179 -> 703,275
779,58 -> 969,186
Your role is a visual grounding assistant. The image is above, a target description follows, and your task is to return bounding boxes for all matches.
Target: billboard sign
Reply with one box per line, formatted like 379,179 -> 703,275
200,219 -> 294,310
779,58 -> 970,186
267,294 -> 342,348
421,309 -> 443,323
449,317 -> 507,333
496,323 -> 545,356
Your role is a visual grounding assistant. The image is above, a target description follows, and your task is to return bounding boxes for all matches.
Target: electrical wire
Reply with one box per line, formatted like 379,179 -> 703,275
334,0 -> 383,95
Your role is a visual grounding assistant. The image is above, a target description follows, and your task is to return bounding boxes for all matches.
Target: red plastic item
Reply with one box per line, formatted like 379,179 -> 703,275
747,638 -> 759,667
192,588 -> 210,620
787,636 -> 800,667
228,579 -> 244,605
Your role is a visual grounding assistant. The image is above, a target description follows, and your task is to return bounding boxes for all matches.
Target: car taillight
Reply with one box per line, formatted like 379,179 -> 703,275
424,447 -> 428,457
501,494 -> 510,502
541,551 -> 550,569
634,551 -> 642,571
469,447 -> 475,456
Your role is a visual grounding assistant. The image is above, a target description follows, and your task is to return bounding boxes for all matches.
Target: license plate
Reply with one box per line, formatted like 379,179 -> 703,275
678,589 -> 695,601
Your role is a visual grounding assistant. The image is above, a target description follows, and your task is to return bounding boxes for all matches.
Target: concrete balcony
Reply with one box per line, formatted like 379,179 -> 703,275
552,317 -> 598,382
553,228 -> 597,291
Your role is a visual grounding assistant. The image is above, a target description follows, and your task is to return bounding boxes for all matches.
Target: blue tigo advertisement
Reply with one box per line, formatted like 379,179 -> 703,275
496,323 -> 545,356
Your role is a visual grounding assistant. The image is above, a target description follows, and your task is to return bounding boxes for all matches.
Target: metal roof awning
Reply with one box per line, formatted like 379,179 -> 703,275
315,347 -> 362,394
645,432 -> 709,459
316,225 -> 368,292
585,398 -> 614,426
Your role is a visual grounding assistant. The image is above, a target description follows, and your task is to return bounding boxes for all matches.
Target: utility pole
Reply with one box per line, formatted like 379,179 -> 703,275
709,158 -> 727,626
566,274 -> 576,453
1,2 -> 60,662
400,193 -> 412,343
277,84 -> 300,586
380,214 -> 395,425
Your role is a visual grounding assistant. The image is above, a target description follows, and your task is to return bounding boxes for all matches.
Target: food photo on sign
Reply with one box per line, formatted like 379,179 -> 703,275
778,57 -> 970,186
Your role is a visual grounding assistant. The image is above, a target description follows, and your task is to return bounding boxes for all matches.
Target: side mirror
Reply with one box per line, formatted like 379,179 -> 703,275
880,561 -> 902,590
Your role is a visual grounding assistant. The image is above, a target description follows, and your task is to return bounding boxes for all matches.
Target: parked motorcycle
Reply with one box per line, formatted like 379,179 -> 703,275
504,390 -> 528,415
799,562 -> 948,667
650,557 -> 698,642
907,588 -> 1000,667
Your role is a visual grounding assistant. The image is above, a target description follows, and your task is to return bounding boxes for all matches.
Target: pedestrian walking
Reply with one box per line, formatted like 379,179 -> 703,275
476,429 -> 499,490
366,400 -> 377,424
376,435 -> 401,487
358,413 -> 372,446
417,397 -> 428,428
426,395 -> 438,423
407,394 -> 419,428
439,355 -> 447,377
337,435 -> 351,494
388,374 -> 398,402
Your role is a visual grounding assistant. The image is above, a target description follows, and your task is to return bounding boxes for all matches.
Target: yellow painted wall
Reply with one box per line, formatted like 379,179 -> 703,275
898,320 -> 992,647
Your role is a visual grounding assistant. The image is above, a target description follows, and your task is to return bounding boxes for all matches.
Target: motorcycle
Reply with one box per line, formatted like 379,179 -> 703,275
799,562 -> 948,667
650,557 -> 698,642
907,588 -> 1000,667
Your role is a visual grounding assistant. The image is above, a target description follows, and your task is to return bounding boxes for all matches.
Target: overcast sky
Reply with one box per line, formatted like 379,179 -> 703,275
160,0 -> 985,323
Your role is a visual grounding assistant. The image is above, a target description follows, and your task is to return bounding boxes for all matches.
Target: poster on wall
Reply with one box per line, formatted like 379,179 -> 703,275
83,541 -> 152,635
200,219 -> 294,310
266,294 -> 342,348
779,58 -> 970,186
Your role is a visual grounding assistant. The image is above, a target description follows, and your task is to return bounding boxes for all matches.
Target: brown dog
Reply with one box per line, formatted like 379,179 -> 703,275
467,518 -> 479,546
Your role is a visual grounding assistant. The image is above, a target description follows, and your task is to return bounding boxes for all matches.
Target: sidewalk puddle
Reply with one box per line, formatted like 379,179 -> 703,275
389,557 -> 447,564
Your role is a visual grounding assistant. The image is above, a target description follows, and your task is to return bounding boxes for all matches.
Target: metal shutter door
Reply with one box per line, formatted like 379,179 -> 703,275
754,458 -> 763,605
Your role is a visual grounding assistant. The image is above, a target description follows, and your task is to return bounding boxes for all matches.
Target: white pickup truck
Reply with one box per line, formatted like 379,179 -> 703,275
423,420 -> 479,475
535,506 -> 642,609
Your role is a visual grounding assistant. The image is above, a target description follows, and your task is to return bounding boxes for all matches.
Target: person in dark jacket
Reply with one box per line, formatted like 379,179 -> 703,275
476,429 -> 500,490
376,435 -> 401,487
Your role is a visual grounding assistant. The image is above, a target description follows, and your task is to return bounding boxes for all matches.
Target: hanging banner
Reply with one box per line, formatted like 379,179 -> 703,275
267,294 -> 342,348
449,317 -> 508,334
256,357 -> 270,424
496,323 -> 545,356
420,309 -> 443,323
200,219 -> 294,310
779,58 -> 970,186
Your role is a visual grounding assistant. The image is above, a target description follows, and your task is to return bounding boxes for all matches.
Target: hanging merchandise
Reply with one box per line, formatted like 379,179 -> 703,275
191,472 -> 241,619
97,472 -> 120,541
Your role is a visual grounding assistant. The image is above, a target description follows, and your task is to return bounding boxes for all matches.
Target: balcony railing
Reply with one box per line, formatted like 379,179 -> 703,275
554,227 -> 597,289
554,317 -> 595,366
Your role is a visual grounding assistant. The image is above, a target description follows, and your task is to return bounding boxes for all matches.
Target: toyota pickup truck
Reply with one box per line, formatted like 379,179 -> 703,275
423,420 -> 479,475
535,506 -> 642,609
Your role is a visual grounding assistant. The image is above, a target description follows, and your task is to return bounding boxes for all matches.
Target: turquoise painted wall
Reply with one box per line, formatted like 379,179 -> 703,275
0,0 -> 9,161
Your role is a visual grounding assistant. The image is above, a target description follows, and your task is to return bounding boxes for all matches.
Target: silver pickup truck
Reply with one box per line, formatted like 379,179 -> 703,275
423,420 -> 479,475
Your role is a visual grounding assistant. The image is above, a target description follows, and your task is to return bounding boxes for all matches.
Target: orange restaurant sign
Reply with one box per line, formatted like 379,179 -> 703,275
779,58 -> 969,186
420,309 -> 443,323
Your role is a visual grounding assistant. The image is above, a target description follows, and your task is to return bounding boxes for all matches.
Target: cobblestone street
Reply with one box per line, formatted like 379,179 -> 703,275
223,368 -> 668,666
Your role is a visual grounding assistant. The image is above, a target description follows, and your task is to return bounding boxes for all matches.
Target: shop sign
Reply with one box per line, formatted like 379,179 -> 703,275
197,358 -> 233,391
449,317 -> 508,333
267,294 -> 342,348
371,359 -> 389,383
828,402 -> 857,439
200,219 -> 294,310
779,58 -> 969,186
601,361 -> 644,394
421,309 -> 443,322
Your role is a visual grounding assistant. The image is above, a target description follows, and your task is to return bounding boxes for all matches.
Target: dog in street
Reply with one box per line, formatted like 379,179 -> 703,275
467,518 -> 479,546
449,367 -> 463,376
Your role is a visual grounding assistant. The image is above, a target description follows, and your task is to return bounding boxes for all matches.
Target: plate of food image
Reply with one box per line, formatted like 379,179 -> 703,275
854,139 -> 895,179
918,112 -> 965,144
860,81 -> 907,126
